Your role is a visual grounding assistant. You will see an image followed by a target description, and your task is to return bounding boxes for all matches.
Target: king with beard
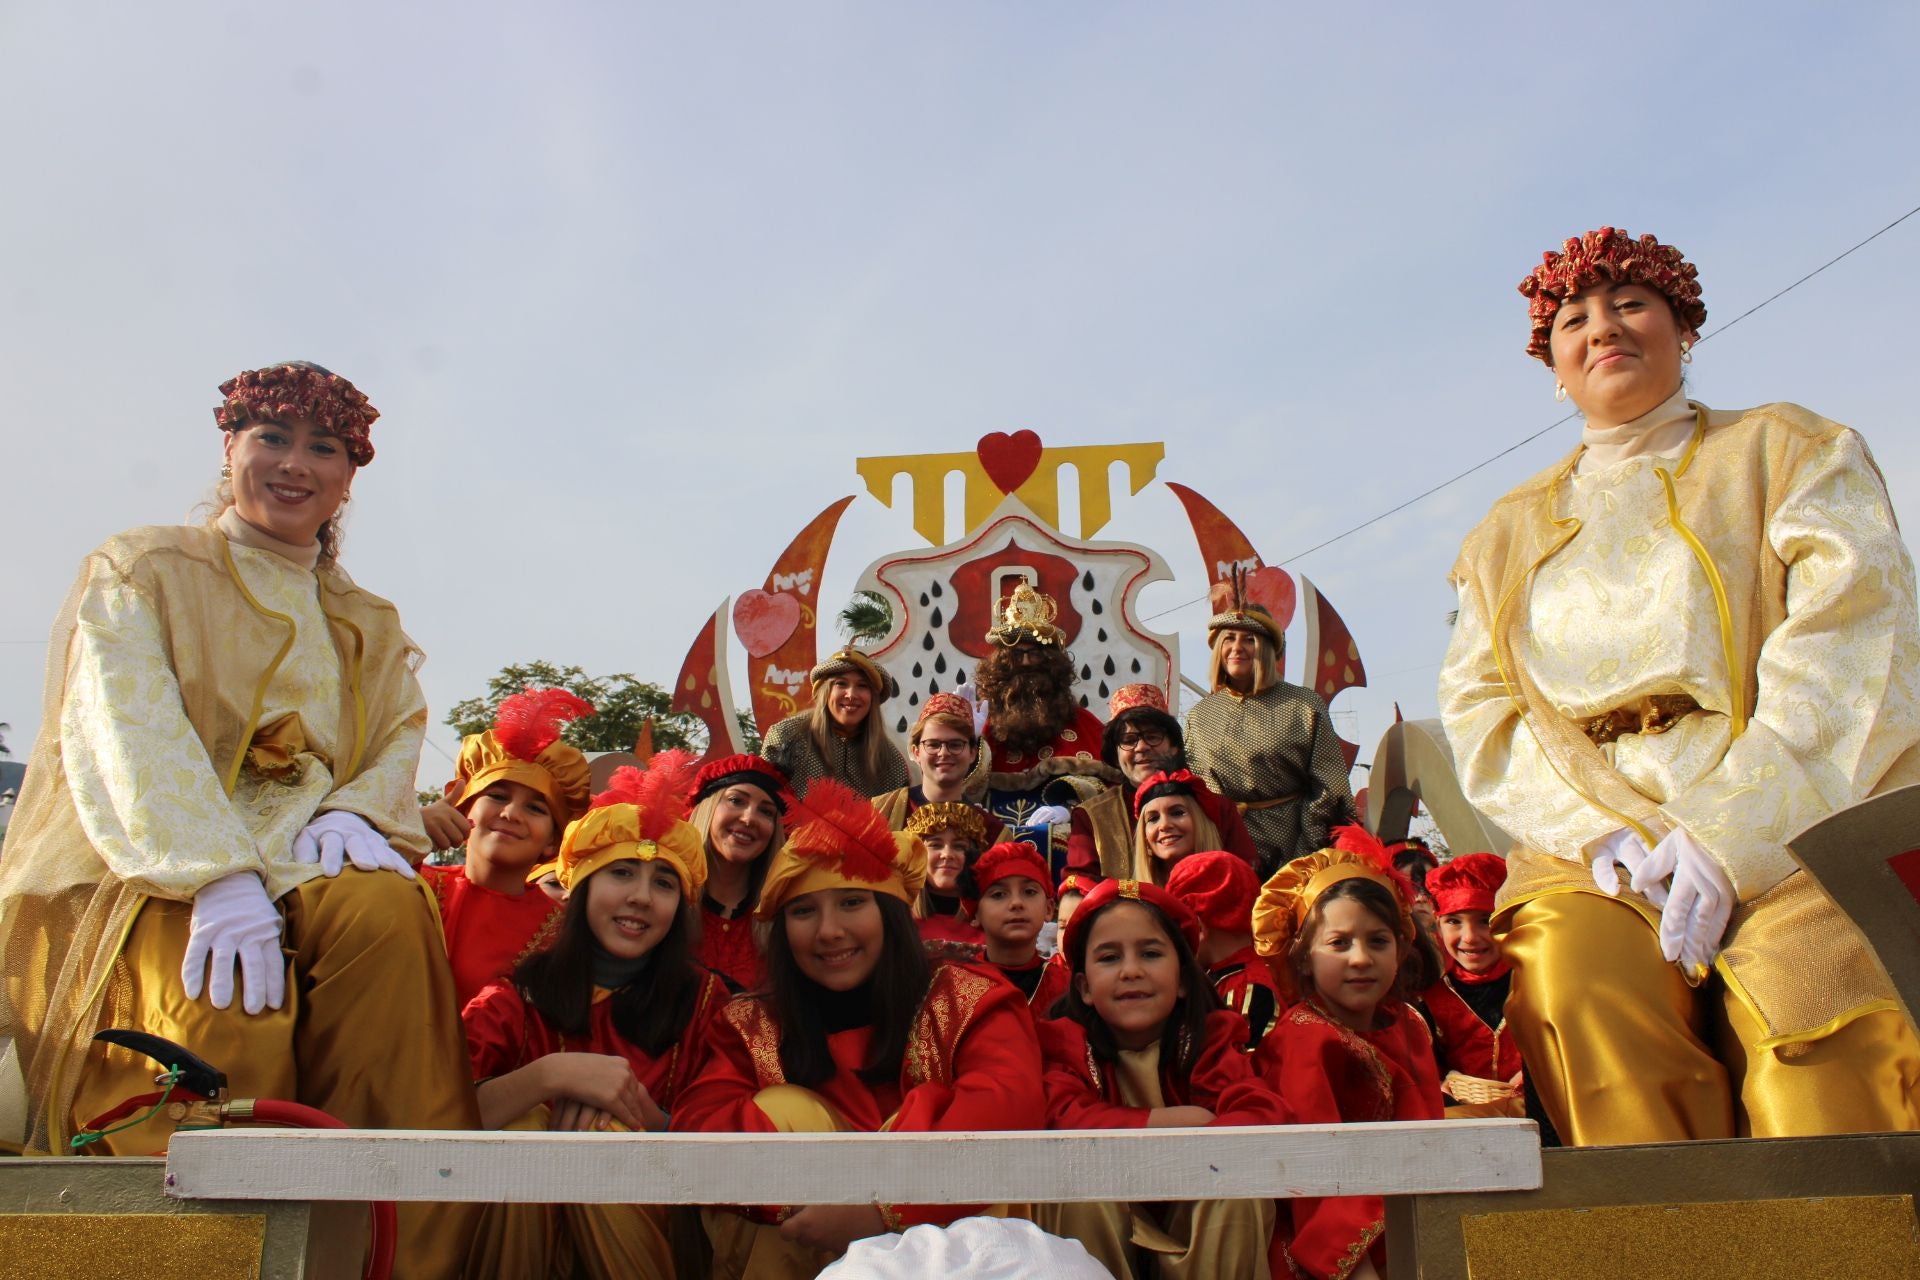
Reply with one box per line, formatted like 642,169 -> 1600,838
973,581 -> 1122,876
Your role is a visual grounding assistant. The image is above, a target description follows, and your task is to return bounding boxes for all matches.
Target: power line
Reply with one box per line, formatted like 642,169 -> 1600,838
1140,202 -> 1920,626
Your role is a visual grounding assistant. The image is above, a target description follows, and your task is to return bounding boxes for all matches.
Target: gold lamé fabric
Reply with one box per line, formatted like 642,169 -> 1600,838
1442,403 -> 1920,1045
1183,682 -> 1357,875
0,524 -> 433,1155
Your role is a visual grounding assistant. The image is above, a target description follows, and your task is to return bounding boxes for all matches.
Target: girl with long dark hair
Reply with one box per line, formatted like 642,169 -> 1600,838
673,778 -> 1045,1275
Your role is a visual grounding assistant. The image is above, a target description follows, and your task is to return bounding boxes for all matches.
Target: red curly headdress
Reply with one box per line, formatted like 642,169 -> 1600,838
214,361 -> 380,465
757,777 -> 925,918
1518,227 -> 1706,363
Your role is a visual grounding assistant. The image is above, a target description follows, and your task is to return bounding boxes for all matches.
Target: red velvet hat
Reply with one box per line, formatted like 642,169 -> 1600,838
964,841 -> 1054,915
692,753 -> 791,814
1056,871 -> 1100,898
1062,876 -> 1203,960
1426,852 -> 1507,916
1131,768 -> 1228,830
1164,850 -> 1257,934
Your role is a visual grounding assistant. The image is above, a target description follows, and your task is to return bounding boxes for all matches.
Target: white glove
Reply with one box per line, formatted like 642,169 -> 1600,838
1026,805 -> 1072,828
182,871 -> 286,1015
1637,828 -> 1735,978
952,682 -> 992,737
293,810 -> 416,879
1590,826 -> 1663,906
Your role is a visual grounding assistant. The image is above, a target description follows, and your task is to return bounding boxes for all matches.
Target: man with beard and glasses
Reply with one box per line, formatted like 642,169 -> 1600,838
1064,684 -> 1259,882
973,581 -> 1121,877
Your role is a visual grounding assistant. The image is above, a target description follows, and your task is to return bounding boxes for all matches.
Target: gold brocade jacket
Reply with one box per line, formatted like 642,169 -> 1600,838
0,524 -> 431,1149
1439,402 -> 1920,1046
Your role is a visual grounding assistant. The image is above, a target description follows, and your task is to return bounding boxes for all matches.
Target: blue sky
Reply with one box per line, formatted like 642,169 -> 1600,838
4,3 -> 1916,792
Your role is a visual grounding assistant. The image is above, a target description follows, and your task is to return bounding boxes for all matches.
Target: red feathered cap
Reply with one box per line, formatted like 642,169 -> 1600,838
451,688 -> 595,827
1062,877 -> 1203,962
1518,227 -> 1706,363
691,753 -> 791,814
561,749 -> 705,894
215,361 -> 380,466
968,842 -> 1054,906
1164,850 -> 1258,934
1427,852 -> 1507,916
757,777 -> 925,919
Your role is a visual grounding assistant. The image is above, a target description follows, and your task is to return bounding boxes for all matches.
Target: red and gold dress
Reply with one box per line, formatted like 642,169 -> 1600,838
673,961 -> 1045,1229
1260,998 -> 1444,1280
698,896 -> 765,993
422,865 -> 564,1010
1037,1009 -> 1284,1279
1208,943 -> 1283,1051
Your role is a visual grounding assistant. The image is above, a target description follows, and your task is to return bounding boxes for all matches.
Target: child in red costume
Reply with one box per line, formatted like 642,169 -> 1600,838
1253,827 -> 1445,1280
966,842 -> 1071,1015
687,753 -> 792,993
1167,850 -> 1282,1050
1421,852 -> 1527,1118
461,751 -> 727,1278
1036,877 -> 1285,1279
672,778 -> 1046,1275
420,688 -> 593,1008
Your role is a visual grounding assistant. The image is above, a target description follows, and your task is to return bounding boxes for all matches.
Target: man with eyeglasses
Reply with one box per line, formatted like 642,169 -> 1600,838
1063,684 -> 1258,882
873,691 -> 1004,844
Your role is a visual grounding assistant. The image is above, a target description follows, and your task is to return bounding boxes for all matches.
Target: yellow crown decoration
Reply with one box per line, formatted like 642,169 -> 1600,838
986,579 -> 1067,647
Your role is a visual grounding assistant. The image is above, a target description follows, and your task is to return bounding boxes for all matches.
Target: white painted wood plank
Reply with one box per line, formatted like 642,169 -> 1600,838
166,1120 -> 1540,1205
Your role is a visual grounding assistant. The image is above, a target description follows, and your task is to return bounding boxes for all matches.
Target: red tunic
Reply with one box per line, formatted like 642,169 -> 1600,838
918,912 -> 985,947
1259,999 -> 1444,1280
672,962 -> 1046,1228
698,901 -> 765,993
1207,944 -> 1283,1050
422,864 -> 565,1010
1421,967 -> 1524,1089
986,706 -> 1109,775
995,952 -> 1072,1017
460,969 -> 728,1111
1038,1009 -> 1288,1130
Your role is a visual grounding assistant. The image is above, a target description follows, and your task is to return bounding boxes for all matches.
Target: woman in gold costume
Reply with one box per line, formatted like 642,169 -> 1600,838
0,362 -> 478,1276
1440,229 -> 1920,1144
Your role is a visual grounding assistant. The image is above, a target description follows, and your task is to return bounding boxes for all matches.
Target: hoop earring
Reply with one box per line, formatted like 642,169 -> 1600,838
1554,382 -> 1567,403
1680,341 -> 1693,365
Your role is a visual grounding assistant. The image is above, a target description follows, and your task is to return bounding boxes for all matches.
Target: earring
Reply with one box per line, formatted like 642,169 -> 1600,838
1680,341 -> 1693,365
340,491 -> 352,504
220,462 -> 232,478
1554,382 -> 1567,403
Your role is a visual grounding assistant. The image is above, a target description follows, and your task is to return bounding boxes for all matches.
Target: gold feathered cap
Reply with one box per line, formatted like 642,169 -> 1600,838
1206,565 -> 1281,646
453,688 -> 596,829
986,578 -> 1067,647
756,777 -> 927,920
1251,824 -> 1419,1001
557,750 -> 706,897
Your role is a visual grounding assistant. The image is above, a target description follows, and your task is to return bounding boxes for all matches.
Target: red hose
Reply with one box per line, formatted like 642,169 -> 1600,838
242,1101 -> 397,1280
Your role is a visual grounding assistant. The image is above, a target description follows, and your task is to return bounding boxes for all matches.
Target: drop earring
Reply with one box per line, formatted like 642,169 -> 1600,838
1554,382 -> 1567,403
1680,341 -> 1693,365
221,463 -> 232,478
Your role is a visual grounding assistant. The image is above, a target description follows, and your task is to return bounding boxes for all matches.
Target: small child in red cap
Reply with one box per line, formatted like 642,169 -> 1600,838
967,842 -> 1071,1014
1166,850 -> 1281,1050
1421,851 -> 1526,1116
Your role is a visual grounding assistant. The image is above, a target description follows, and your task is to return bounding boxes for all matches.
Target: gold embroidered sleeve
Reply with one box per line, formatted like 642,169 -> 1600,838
317,664 -> 433,861
59,569 -> 265,899
1660,429 -> 1920,900
1437,574 -> 1620,859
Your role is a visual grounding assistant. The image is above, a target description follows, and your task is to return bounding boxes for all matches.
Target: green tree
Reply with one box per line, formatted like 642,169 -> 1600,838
836,590 -> 893,645
0,722 -> 10,758
447,661 -> 760,756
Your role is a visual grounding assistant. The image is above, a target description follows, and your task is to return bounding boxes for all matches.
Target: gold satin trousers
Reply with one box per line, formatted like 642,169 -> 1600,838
1501,890 -> 1920,1145
68,869 -> 481,1280
1031,1197 -> 1275,1280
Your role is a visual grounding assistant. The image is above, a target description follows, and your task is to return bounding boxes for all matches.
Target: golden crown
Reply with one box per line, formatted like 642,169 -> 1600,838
986,579 -> 1066,647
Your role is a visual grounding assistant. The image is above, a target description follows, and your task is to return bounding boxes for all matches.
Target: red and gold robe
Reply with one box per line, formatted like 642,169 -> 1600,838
985,706 -> 1108,776
671,961 -> 1046,1228
461,969 -> 727,1107
1208,944 -> 1283,1051
697,898 -> 764,993
996,952 -> 1072,1017
1260,999 -> 1444,1280
1421,962 -> 1523,1095
1038,1009 -> 1287,1130
422,864 -> 565,1010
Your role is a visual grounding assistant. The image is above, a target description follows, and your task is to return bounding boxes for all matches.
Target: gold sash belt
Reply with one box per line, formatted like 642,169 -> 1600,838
1238,794 -> 1300,813
1581,694 -> 1700,747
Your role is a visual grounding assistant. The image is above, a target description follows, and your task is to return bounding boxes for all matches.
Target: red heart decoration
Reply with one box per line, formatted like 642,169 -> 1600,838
977,430 -> 1044,495
733,590 -> 803,658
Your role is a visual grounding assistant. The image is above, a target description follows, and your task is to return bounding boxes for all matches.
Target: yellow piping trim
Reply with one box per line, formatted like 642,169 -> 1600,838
45,896 -> 148,1154
1489,454 -> 1658,847
1751,998 -> 1903,1052
1653,404 -> 1747,739
218,541 -> 296,796
329,609 -> 370,780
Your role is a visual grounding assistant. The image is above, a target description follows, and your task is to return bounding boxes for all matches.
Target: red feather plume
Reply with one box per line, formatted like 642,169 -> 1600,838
590,748 -> 702,841
493,688 -> 594,761
786,777 -> 900,884
1331,823 -> 1420,908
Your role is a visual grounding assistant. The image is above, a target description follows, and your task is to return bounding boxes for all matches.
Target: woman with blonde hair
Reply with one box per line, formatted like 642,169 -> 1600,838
0,361 -> 476,1276
763,647 -> 908,799
1128,770 -> 1227,886
686,752 -> 791,992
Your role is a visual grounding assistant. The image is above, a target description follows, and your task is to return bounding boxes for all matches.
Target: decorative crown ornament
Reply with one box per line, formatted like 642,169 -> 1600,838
986,578 -> 1067,647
